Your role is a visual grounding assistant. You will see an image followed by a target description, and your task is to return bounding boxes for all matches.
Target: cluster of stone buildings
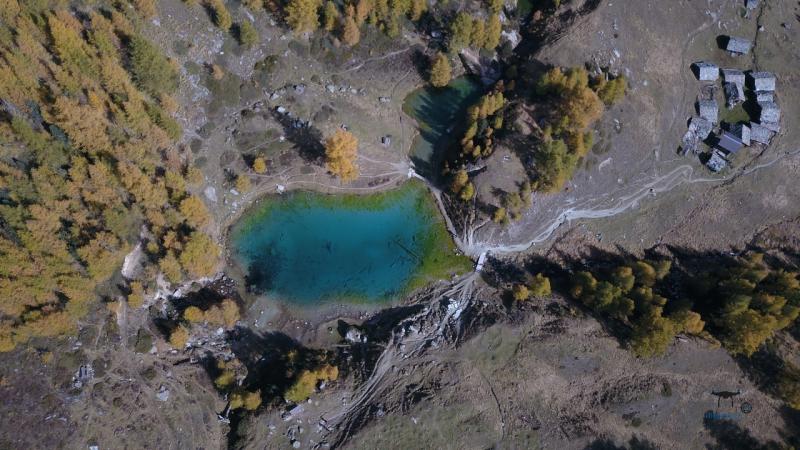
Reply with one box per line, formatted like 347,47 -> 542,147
681,55 -> 780,172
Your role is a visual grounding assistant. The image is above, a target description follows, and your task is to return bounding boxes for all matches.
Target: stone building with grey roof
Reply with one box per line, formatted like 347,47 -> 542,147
749,72 -> 776,91
721,69 -> 745,86
756,91 -> 774,102
726,37 -> 752,55
759,101 -> 781,125
729,123 -> 751,146
706,150 -> 728,172
689,117 -> 713,140
717,131 -> 745,154
749,122 -> 773,145
693,62 -> 719,81
698,99 -> 718,123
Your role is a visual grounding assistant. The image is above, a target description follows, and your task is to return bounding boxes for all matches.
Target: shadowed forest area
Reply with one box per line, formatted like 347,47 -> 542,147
484,245 -> 800,410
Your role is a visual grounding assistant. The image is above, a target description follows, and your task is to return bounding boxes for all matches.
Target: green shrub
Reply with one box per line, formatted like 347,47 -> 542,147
529,273 -> 551,298
129,35 -> 179,96
236,20 -> 258,47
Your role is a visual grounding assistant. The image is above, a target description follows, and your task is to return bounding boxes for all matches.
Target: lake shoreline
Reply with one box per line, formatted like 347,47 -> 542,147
224,181 -> 472,330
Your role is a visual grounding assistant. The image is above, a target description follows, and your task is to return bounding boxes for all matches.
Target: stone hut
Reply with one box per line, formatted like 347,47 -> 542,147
759,101 -> 781,128
717,131 -> 744,154
749,122 -> 773,145
681,131 -> 700,155
749,72 -> 776,91
726,37 -> 752,55
755,91 -> 774,102
689,117 -> 713,140
698,99 -> 719,123
729,123 -> 751,146
706,150 -> 728,172
693,61 -> 719,81
721,69 -> 746,86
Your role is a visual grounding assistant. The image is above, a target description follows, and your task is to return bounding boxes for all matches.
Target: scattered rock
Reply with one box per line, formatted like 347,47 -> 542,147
345,328 -> 367,344
283,404 -> 305,421
73,364 -> 94,388
156,385 -> 170,402
203,186 -> 217,202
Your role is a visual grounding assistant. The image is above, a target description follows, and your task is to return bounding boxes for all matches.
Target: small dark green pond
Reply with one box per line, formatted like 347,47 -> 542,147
229,183 -> 471,306
403,76 -> 483,178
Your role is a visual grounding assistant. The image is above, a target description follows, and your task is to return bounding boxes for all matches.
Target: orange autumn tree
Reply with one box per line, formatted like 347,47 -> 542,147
324,129 -> 359,182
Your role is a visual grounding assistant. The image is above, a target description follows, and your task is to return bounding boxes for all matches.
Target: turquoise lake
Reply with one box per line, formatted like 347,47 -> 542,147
403,76 -> 483,179
229,184 -> 468,306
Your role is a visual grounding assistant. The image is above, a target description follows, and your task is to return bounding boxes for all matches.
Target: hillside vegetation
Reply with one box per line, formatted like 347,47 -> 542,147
0,0 -> 218,351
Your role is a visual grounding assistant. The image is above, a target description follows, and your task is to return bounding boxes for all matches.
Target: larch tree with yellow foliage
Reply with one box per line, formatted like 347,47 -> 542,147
325,129 -> 359,182
341,14 -> 361,46
285,0 -> 322,34
429,53 -> 452,88
253,157 -> 267,174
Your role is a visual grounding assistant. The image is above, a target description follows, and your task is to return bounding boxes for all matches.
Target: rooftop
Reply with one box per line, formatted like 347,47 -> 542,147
729,123 -> 751,146
749,71 -> 776,91
689,117 -> 713,140
698,99 -> 719,123
755,91 -> 774,102
726,37 -> 752,55
717,131 -> 744,153
721,69 -> 746,86
693,62 -> 719,81
749,122 -> 773,145
759,101 -> 781,124
706,150 -> 728,172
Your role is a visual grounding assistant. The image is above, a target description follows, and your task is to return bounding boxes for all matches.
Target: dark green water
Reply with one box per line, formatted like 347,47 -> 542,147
403,76 -> 483,178
229,183 -> 469,305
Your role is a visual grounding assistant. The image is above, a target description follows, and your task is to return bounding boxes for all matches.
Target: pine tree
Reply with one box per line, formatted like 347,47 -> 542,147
129,35 -> 179,95
409,0 -> 426,21
512,284 -> 530,301
355,0 -> 374,24
449,12 -> 473,51
429,53 -> 452,88
341,14 -> 360,46
205,0 -> 233,31
484,14 -> 502,50
529,273 -> 552,298
470,18 -> 486,48
253,157 -> 267,174
323,1 -> 339,31
235,174 -> 252,192
325,129 -> 359,182
179,232 -> 220,278
179,195 -> 210,228
286,0 -> 322,34
134,0 -> 158,18
487,0 -> 503,14
237,20 -> 259,47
